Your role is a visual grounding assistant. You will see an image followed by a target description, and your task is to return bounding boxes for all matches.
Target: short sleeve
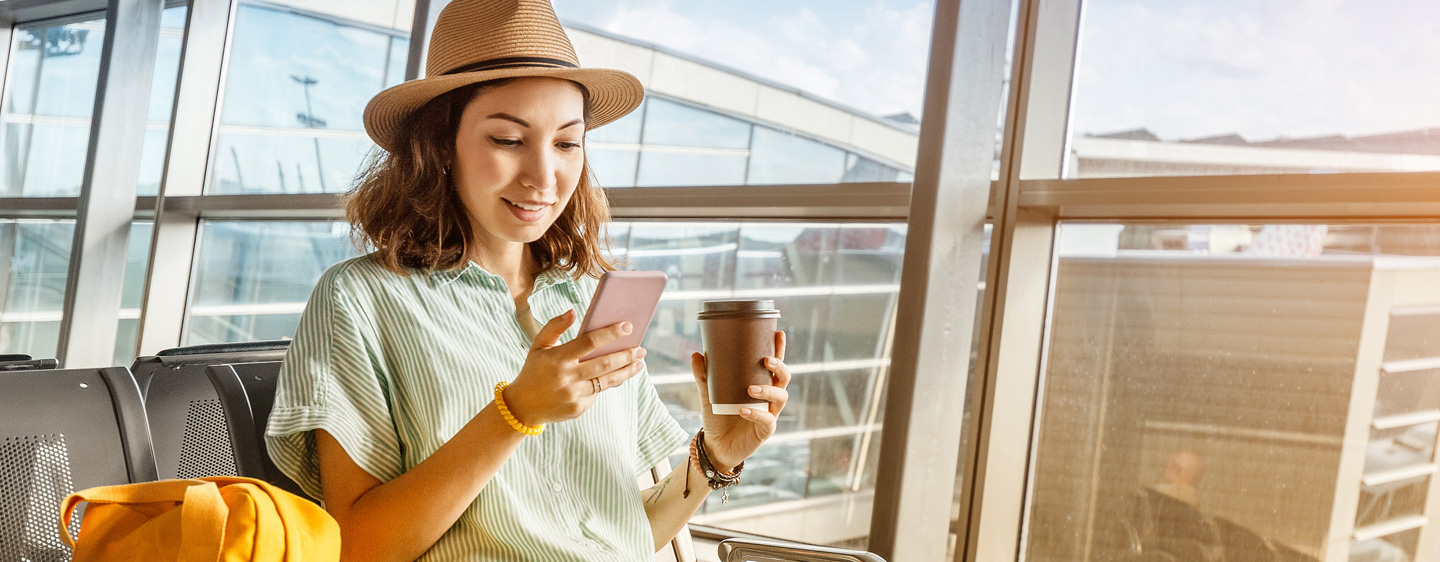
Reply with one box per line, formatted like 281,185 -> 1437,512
265,263 -> 403,501
632,366 -> 690,477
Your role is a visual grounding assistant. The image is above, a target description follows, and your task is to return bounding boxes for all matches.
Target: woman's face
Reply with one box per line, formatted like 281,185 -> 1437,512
452,77 -> 586,251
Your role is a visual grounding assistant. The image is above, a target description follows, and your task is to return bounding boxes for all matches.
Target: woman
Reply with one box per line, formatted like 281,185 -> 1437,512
265,1 -> 790,560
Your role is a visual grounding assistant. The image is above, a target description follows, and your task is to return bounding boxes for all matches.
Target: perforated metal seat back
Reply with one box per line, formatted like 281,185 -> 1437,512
141,362 -> 240,480
0,367 -> 155,561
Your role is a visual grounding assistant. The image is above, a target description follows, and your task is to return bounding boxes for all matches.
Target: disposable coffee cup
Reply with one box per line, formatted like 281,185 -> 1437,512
698,299 -> 781,415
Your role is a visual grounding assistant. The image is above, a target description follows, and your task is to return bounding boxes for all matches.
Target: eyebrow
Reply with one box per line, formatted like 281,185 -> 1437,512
485,113 -> 585,131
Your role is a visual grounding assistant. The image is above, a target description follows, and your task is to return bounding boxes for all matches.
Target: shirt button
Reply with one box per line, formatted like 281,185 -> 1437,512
552,482 -> 563,492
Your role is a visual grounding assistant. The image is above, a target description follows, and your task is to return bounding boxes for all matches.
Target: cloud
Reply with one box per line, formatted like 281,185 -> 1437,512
1072,0 -> 1440,140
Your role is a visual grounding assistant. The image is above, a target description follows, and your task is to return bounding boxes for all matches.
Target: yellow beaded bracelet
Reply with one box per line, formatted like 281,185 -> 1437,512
494,381 -> 544,436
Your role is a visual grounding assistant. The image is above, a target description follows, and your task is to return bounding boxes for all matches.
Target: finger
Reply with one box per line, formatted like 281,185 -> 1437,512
582,346 -> 646,377
764,357 -> 792,388
691,352 -> 710,403
747,384 -> 789,415
532,310 -> 576,350
597,358 -> 647,390
570,321 -> 633,357
774,330 -> 787,362
738,406 -> 777,434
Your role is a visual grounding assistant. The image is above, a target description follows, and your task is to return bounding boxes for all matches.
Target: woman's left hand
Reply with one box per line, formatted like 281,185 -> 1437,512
690,330 -> 790,471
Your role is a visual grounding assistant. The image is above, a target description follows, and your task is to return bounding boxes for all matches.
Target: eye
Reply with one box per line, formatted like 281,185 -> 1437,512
490,136 -> 520,147
556,141 -> 582,150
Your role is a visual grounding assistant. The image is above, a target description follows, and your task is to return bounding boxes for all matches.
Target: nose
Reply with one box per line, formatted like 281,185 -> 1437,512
516,142 -> 558,193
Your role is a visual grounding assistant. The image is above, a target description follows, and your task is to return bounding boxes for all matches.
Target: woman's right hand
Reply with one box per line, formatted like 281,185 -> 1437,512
502,309 -> 647,426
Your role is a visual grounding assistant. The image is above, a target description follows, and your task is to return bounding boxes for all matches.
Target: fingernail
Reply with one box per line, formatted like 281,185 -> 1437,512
620,322 -> 633,334
638,348 -> 648,358
637,360 -> 646,370
749,385 -> 761,396
740,408 -> 752,416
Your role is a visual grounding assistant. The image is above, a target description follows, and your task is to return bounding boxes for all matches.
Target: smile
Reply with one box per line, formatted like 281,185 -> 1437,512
503,198 -> 552,222
508,200 -> 546,211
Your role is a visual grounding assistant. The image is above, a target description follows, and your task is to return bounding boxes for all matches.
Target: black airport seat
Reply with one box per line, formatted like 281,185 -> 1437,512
206,361 -> 307,499
130,340 -> 290,481
0,366 -> 156,561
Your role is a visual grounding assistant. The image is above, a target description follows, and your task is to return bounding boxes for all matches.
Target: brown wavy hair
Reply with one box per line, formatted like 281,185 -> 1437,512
347,79 -> 617,277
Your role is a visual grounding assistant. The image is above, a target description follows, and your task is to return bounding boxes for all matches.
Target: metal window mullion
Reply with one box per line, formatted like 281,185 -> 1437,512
0,18 -> 20,197
866,0 -> 1013,558
56,0 -> 164,367
956,0 -> 1081,560
0,197 -> 79,218
135,0 -> 234,356
407,0 -> 440,81
1019,171 -> 1440,219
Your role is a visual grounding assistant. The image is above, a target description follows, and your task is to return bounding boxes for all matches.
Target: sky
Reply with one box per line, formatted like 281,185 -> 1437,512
1072,0 -> 1440,141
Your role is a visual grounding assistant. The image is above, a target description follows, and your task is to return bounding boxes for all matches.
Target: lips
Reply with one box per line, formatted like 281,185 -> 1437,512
503,198 -> 551,223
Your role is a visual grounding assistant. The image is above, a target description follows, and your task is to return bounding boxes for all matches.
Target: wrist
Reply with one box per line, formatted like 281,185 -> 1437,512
494,381 -> 544,436
500,385 -> 539,426
701,432 -> 741,474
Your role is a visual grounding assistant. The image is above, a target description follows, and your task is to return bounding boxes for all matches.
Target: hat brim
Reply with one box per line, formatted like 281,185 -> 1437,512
363,67 -> 644,154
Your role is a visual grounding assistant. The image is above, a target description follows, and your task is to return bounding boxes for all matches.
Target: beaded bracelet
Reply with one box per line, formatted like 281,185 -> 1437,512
493,381 -> 543,436
683,428 -> 744,504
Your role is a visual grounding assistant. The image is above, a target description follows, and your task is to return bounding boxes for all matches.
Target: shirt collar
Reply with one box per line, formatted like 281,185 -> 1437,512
430,261 -> 574,293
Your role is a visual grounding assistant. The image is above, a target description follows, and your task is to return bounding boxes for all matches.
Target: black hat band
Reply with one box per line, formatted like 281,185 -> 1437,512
443,56 -> 579,76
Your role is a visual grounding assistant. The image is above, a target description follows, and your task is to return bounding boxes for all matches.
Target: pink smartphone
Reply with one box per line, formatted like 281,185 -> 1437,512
578,270 -> 668,362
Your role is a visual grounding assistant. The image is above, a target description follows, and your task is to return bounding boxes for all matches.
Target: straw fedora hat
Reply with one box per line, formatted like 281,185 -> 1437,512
363,0 -> 644,154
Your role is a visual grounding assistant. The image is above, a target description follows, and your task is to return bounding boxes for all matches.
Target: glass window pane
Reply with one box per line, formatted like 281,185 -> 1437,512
384,36 -> 408,90
1375,370 -> 1440,420
843,154 -> 901,183
1386,311 -> 1440,363
642,98 -> 751,150
555,1 -> 929,186
635,99 -> 751,187
0,219 -> 155,365
209,4 -> 409,194
187,221 -> 358,344
1353,527 -> 1422,562
587,99 -> 644,187
636,149 -> 748,187
1067,0 -> 1440,179
113,220 -> 151,365
1,16 -> 105,197
747,126 -> 846,184
615,221 -> 907,548
0,219 -> 75,359
1025,223 -> 1440,562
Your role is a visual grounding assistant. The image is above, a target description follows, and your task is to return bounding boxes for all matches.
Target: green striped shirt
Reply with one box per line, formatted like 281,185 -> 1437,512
266,255 -> 689,561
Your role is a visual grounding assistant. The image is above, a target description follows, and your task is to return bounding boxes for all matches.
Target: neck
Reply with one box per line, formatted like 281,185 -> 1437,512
467,237 -> 537,298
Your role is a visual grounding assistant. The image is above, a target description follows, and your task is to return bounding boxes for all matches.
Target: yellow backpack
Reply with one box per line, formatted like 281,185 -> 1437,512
59,476 -> 339,561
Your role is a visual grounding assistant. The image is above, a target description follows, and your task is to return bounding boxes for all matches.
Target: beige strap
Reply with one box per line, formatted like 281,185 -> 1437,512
179,481 -> 227,562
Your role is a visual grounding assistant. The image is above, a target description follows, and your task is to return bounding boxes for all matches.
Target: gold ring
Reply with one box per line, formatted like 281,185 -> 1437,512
592,378 -> 602,394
